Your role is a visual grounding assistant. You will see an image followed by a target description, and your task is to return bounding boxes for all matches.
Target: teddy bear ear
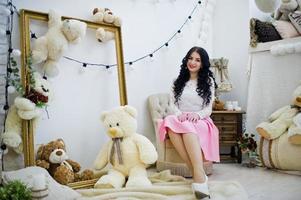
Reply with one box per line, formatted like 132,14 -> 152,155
123,105 -> 137,118
93,8 -> 99,15
36,145 -> 44,159
100,111 -> 108,122
57,138 -> 65,146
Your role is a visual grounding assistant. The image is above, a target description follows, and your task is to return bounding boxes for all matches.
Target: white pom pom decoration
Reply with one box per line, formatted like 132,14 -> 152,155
7,85 -> 16,94
207,0 -> 217,7
0,29 -> 6,37
202,21 -> 210,32
11,49 -> 21,57
0,7 -> 11,17
294,42 -> 301,53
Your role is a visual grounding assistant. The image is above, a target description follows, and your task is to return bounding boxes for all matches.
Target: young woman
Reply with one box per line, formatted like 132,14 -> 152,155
158,46 -> 219,199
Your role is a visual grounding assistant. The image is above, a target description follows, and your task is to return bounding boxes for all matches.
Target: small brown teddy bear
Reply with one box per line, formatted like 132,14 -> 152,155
213,99 -> 225,111
36,139 -> 94,185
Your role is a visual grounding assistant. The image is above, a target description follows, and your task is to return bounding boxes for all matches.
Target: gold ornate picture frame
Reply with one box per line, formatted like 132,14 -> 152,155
19,9 -> 127,189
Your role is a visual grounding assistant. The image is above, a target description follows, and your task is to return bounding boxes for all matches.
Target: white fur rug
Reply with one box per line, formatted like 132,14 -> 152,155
77,171 -> 248,200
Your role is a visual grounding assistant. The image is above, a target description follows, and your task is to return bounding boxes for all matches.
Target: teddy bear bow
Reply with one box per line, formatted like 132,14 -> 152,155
110,138 -> 123,165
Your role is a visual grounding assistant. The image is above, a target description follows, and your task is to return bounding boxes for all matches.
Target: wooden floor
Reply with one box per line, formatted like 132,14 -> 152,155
209,164 -> 301,200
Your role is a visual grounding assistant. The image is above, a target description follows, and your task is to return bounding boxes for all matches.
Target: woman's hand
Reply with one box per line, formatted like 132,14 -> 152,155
177,113 -> 188,122
177,112 -> 200,123
186,113 -> 200,123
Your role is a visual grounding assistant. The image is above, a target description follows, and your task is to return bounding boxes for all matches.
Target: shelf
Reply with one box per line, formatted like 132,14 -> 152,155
248,36 -> 301,53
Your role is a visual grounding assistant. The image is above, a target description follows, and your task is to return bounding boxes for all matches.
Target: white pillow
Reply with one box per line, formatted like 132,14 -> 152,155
273,20 -> 300,39
289,11 -> 301,34
3,166 -> 81,200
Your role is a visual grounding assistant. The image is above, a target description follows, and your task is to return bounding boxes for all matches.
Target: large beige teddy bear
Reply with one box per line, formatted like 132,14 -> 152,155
32,10 -> 87,77
94,105 -> 158,188
256,83 -> 301,144
1,72 -> 52,154
273,0 -> 301,21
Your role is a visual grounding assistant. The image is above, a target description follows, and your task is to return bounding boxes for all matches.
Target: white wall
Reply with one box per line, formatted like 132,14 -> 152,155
12,0 -> 212,168
212,0 -> 249,111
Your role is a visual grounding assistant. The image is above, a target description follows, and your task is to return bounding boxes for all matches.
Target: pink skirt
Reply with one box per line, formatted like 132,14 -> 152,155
158,115 -> 220,162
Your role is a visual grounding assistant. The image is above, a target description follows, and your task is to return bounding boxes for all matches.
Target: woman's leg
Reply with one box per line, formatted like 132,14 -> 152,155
182,133 -> 206,183
167,129 -> 193,172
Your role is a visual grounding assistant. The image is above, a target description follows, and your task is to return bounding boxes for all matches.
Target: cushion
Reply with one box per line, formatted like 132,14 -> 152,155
3,167 -> 81,200
249,18 -> 282,47
273,20 -> 300,39
289,11 -> 301,34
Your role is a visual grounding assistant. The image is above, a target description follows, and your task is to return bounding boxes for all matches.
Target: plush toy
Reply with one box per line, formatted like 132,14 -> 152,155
95,27 -> 114,43
92,7 -> 122,26
32,10 -> 87,77
94,105 -> 158,188
36,139 -> 94,185
1,72 -> 52,154
92,8 -> 121,43
273,0 -> 301,21
213,99 -> 225,111
256,83 -> 301,143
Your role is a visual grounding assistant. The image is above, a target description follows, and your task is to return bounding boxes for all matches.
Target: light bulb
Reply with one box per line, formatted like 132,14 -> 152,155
78,66 -> 86,74
1,144 -> 8,155
163,43 -> 170,51
149,54 -> 155,62
126,64 -> 134,72
106,66 -> 113,74
79,63 -> 87,74
176,30 -> 183,39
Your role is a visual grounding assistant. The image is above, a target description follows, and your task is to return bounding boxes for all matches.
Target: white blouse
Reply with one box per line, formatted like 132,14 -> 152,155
169,78 -> 215,119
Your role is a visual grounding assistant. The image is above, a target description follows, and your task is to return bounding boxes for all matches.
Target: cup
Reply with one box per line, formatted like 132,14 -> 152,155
32,174 -> 46,190
225,101 -> 233,111
232,101 -> 238,109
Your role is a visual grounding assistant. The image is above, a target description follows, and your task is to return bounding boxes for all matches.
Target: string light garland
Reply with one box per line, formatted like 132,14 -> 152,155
27,0 -> 202,70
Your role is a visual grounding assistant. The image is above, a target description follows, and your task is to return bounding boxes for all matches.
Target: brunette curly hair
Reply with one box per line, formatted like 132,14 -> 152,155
173,46 -> 217,106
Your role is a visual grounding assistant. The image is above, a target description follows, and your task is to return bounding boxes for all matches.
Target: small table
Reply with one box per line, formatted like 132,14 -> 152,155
211,110 -> 245,163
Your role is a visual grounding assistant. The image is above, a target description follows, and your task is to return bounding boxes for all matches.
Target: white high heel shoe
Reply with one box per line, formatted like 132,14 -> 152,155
191,175 -> 210,199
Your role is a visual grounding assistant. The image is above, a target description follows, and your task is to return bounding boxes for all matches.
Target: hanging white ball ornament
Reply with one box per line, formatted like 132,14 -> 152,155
7,85 -> 16,94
